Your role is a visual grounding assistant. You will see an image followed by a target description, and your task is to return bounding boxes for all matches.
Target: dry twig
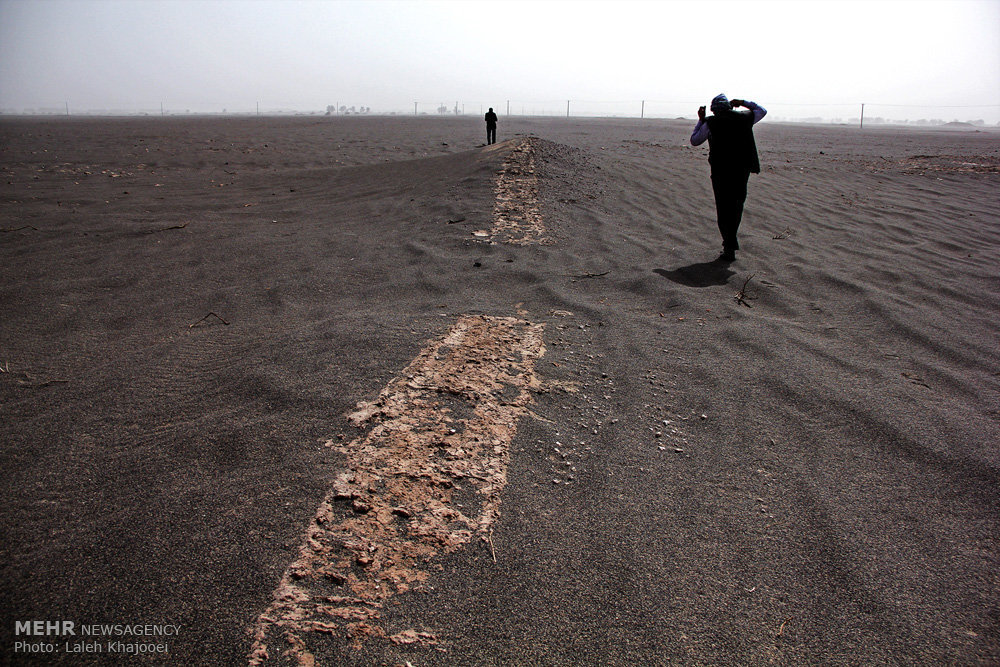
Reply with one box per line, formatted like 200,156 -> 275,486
487,532 -> 498,564
148,223 -> 188,233
189,312 -> 230,328
734,274 -> 756,307
772,227 -> 794,239
1,225 -> 38,233
8,366 -> 70,388
566,270 -> 610,280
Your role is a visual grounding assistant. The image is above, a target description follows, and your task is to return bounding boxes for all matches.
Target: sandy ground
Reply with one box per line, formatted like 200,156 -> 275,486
1,114 -> 998,665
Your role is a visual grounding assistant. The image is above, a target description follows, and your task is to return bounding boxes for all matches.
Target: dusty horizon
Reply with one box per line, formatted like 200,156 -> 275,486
2,0 -> 998,123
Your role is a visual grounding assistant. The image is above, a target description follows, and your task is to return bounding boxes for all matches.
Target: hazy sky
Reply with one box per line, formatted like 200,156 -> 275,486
1,0 -> 998,121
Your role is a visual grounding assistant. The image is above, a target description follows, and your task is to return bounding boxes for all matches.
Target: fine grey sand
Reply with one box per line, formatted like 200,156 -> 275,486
1,115 -> 998,665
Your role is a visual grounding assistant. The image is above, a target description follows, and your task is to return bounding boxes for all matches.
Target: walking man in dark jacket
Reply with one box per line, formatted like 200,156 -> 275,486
485,107 -> 498,145
690,94 -> 766,262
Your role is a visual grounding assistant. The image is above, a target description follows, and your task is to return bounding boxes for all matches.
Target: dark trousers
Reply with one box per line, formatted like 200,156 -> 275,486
486,125 -> 497,144
711,168 -> 751,251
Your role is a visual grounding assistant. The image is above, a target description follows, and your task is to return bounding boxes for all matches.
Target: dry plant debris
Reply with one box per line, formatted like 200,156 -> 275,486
146,222 -> 189,234
249,315 -> 546,665
489,138 -> 548,245
188,312 -> 230,328
734,274 -> 757,308
0,361 -> 69,388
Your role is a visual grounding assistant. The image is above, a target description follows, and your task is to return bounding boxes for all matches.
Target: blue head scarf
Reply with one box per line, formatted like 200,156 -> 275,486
710,94 -> 731,114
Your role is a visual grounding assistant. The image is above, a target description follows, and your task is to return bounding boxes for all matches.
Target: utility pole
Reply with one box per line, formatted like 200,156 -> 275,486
641,100 -> 645,119
566,100 -> 570,118
507,100 -> 510,116
414,102 -> 418,116
65,101 -> 69,116
860,103 -> 865,129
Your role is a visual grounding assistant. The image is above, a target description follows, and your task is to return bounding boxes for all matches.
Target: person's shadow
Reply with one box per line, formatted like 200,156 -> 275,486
654,260 -> 735,287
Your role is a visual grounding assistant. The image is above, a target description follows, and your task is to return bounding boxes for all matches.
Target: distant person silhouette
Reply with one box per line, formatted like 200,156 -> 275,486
690,94 -> 766,262
485,108 -> 498,145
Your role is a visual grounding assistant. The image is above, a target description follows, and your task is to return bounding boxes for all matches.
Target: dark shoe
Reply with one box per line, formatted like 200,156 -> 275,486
717,250 -> 736,262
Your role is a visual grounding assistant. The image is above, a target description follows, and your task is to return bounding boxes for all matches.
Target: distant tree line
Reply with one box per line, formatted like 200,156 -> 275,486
326,105 -> 371,115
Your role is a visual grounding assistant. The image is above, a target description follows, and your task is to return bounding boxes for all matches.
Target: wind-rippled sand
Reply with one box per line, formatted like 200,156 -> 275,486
1,115 -> 998,665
